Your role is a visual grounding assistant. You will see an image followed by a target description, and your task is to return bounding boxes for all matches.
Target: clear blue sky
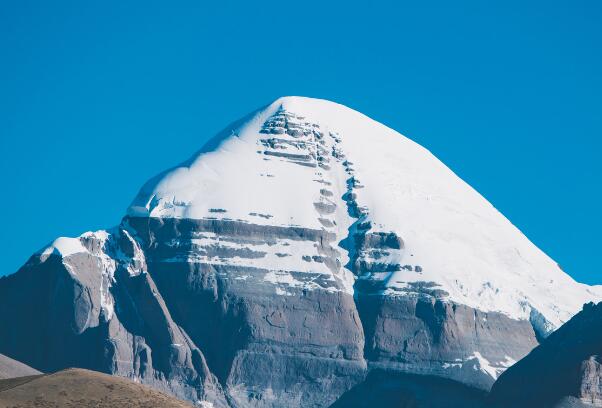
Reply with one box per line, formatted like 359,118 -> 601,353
0,1 -> 600,284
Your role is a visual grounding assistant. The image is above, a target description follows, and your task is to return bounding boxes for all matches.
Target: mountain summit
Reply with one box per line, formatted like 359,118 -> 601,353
130,96 -> 599,329
0,96 -> 599,407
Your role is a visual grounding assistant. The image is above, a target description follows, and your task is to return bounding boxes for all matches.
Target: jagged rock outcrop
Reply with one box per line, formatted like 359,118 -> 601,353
489,302 -> 602,407
0,229 -> 227,406
0,96 -> 600,407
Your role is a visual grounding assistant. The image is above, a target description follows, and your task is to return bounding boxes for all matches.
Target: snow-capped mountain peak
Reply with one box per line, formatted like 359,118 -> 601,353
5,96 -> 600,406
125,96 -> 601,332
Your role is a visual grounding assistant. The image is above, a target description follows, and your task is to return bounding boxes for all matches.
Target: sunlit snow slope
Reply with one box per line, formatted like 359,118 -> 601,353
126,96 -> 601,332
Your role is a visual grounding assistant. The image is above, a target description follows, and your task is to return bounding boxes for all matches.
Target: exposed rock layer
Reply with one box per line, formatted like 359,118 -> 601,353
0,218 -> 542,407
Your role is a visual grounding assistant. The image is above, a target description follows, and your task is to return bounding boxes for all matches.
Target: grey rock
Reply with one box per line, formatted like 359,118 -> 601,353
330,369 -> 487,408
127,216 -> 366,407
356,294 -> 538,391
0,229 -> 228,406
0,354 -> 41,379
489,302 -> 602,407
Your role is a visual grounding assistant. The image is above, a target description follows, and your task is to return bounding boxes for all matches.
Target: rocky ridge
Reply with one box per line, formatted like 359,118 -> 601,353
490,301 -> 602,407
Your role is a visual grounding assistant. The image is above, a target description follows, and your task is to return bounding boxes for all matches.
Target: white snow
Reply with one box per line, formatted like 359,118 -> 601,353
263,270 -> 303,286
119,228 -> 146,277
126,96 -> 602,329
469,352 -> 499,379
499,355 -> 517,368
442,353 -> 516,380
87,231 -> 117,321
40,237 -> 88,257
39,230 -> 118,321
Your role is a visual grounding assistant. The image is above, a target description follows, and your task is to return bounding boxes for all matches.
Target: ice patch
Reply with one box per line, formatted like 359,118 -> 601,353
498,355 -> 517,368
275,287 -> 293,296
263,271 -> 303,286
93,231 -> 117,321
469,351 -> 499,379
442,353 -> 516,380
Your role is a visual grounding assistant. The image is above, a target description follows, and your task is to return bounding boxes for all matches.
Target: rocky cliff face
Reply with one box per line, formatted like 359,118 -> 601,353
127,216 -> 365,407
489,302 -> 602,407
0,96 -> 599,407
0,229 -> 227,405
357,295 -> 538,390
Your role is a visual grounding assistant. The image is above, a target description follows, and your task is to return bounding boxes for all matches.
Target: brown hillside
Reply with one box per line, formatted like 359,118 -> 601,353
0,368 -> 193,408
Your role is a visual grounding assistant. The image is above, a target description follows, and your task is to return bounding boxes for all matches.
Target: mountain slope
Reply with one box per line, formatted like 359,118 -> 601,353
330,369 -> 487,408
0,96 -> 599,407
489,301 -> 602,407
0,354 -> 40,380
0,368 -> 192,408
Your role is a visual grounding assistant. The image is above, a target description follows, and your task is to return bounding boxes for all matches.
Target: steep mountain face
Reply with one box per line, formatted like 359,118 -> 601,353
0,96 -> 600,407
0,229 -> 226,405
489,301 -> 602,407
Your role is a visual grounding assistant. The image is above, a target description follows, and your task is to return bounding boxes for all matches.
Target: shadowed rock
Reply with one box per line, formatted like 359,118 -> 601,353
489,302 -> 602,407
